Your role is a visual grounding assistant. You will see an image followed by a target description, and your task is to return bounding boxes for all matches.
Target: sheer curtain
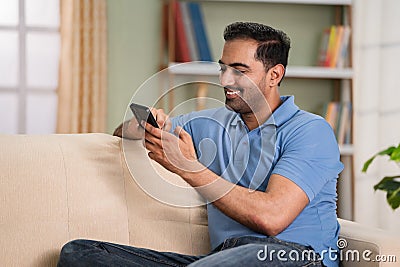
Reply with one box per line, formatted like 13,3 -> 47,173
353,0 -> 400,232
57,0 -> 107,133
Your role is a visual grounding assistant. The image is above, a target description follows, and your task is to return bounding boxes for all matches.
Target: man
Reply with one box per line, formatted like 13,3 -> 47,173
58,22 -> 343,267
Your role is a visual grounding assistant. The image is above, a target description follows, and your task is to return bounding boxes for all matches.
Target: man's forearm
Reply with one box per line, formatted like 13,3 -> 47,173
180,168 -> 298,237
113,119 -> 143,140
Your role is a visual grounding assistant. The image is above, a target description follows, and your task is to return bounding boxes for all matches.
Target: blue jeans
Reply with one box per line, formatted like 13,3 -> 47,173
57,236 -> 324,266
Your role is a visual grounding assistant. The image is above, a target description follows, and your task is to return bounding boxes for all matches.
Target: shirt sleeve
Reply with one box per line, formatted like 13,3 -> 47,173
170,108 -> 221,136
170,113 -> 194,136
272,118 -> 344,202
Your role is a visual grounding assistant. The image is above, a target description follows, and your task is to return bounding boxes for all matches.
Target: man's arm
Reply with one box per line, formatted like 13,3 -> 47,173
144,123 -> 309,236
189,170 -> 308,236
112,121 -> 128,137
112,119 -> 144,139
113,123 -> 123,137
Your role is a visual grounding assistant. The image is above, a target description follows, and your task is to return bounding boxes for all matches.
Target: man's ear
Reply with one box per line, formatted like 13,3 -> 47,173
269,64 -> 285,86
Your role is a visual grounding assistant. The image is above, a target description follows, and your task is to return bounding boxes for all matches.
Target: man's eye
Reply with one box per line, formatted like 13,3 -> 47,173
219,65 -> 227,72
234,69 -> 246,75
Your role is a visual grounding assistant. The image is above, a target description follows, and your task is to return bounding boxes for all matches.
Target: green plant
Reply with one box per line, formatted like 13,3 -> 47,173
362,143 -> 400,210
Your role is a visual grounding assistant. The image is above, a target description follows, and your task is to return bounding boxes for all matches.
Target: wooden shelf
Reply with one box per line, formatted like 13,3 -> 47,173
168,62 -> 353,79
197,0 -> 352,6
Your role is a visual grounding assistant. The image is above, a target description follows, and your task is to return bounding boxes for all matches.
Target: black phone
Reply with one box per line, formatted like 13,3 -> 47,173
129,103 -> 159,128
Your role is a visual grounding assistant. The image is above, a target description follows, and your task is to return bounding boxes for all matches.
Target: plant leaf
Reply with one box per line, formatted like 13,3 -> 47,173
365,144 -> 400,210
374,176 -> 400,210
386,187 -> 400,210
377,146 -> 396,156
373,176 -> 400,191
362,146 -> 396,172
389,144 -> 400,162
362,156 -> 375,172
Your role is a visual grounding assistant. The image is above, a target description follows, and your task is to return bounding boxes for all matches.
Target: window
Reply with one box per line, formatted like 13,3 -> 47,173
0,0 -> 60,134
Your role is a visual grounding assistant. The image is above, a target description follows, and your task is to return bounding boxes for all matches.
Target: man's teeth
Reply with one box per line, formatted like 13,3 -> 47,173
227,91 -> 239,95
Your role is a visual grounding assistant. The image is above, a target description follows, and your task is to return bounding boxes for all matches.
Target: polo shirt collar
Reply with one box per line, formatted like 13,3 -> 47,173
230,95 -> 299,128
270,95 -> 299,127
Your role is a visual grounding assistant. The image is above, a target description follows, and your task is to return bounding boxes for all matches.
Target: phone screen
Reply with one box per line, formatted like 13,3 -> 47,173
130,103 -> 159,128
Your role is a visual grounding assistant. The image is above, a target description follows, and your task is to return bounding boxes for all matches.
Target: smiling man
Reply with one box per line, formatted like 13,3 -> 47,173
58,22 -> 343,267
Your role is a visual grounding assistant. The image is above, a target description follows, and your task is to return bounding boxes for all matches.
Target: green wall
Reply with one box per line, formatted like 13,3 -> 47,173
106,0 -> 336,133
106,0 -> 162,133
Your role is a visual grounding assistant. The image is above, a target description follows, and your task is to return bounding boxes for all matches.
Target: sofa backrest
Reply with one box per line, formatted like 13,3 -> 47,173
0,133 -> 210,267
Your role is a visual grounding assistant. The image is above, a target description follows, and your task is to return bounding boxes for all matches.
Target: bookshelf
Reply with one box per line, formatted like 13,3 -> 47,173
168,62 -> 353,79
161,0 -> 354,220
197,0 -> 352,4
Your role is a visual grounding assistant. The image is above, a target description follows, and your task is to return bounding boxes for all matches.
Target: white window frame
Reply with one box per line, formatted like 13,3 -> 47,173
0,0 -> 59,134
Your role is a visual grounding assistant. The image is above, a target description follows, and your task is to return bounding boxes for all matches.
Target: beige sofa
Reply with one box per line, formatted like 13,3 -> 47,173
1,133 -> 399,267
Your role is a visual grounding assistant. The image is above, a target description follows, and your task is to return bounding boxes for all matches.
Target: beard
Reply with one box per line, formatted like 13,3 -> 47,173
225,93 -> 251,114
224,76 -> 268,115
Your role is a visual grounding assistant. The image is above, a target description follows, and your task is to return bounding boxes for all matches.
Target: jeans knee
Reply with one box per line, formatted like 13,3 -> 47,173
58,239 -> 99,267
61,239 -> 96,253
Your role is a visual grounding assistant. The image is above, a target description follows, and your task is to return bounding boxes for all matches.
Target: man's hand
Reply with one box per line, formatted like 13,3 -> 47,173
149,108 -> 172,131
113,108 -> 171,139
143,122 -> 204,177
112,122 -> 124,137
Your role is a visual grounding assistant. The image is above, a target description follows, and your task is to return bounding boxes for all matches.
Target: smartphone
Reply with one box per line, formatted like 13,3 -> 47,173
129,103 -> 159,128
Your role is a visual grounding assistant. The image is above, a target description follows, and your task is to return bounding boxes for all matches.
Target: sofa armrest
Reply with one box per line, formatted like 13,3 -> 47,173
338,218 -> 399,267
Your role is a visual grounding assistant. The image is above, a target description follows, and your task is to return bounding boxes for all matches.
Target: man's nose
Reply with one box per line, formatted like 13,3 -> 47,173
219,68 -> 236,87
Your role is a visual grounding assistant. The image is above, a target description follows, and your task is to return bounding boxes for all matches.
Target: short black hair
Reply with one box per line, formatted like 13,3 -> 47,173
223,22 -> 291,72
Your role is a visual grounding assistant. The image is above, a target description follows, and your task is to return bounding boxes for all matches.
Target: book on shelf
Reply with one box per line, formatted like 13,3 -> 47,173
325,25 -> 337,67
323,101 -> 352,145
337,102 -> 352,145
317,25 -> 351,69
324,101 -> 340,132
173,1 -> 191,62
160,1 -> 169,67
187,2 -> 213,61
330,25 -> 344,68
179,1 -> 199,61
317,28 -> 331,67
169,1 -> 213,63
336,26 -> 351,69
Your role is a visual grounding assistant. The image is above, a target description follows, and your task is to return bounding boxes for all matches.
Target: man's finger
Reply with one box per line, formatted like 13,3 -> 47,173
144,121 -> 162,138
174,126 -> 192,143
144,139 -> 160,153
144,131 -> 162,147
150,107 -> 169,129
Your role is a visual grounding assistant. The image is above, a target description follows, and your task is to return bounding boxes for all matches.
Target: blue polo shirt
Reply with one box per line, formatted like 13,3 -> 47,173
170,96 -> 343,267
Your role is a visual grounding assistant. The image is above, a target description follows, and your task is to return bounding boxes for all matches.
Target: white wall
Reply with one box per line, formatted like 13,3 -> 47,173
353,0 -> 400,232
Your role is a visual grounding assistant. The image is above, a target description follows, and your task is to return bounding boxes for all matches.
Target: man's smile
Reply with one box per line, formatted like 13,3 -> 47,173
224,87 -> 243,99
